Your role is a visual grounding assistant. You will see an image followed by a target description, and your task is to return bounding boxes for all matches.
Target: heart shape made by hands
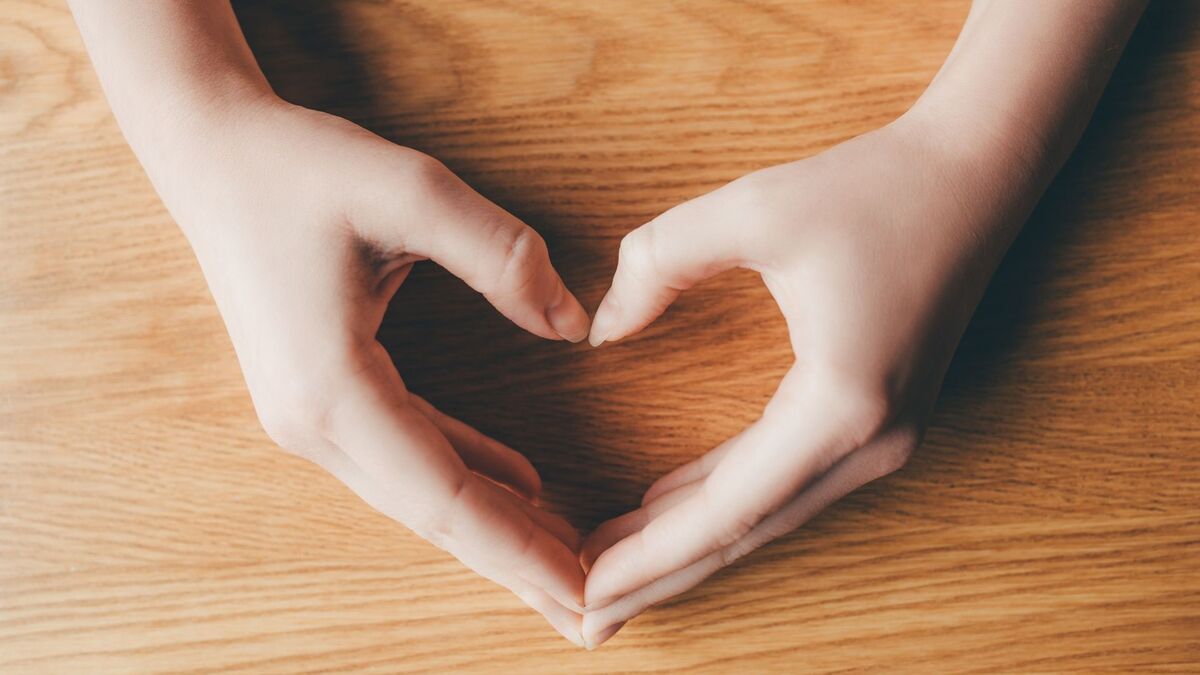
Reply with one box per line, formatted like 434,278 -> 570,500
369,126 -> 978,647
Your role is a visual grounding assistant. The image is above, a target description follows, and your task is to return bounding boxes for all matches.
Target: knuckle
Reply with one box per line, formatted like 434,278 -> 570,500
492,226 -> 547,295
869,424 -> 921,479
816,374 -> 897,448
723,170 -> 793,244
418,516 -> 452,550
250,338 -> 382,456
705,480 -> 760,549
724,171 -> 774,218
257,406 -> 304,451
254,386 -> 332,460
719,537 -> 755,568
617,228 -> 641,259
714,512 -> 758,550
617,226 -> 658,279
514,516 -> 540,560
842,387 -> 894,446
769,369 -> 898,450
396,150 -> 452,195
417,473 -> 469,549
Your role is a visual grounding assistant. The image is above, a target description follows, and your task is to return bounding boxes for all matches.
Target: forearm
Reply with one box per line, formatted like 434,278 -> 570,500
68,1 -> 273,155
883,0 -> 1145,291
911,0 -> 1146,191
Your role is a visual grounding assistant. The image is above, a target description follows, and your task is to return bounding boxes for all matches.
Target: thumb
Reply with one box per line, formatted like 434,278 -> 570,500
355,152 -> 589,342
589,191 -> 749,347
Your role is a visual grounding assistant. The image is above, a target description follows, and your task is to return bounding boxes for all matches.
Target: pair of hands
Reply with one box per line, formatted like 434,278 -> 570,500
151,94 -> 1021,648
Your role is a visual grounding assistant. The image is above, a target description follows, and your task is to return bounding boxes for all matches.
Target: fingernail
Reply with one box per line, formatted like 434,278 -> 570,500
588,297 -> 619,347
546,288 -> 590,343
562,629 -> 587,649
585,621 -> 626,650
545,620 -> 585,648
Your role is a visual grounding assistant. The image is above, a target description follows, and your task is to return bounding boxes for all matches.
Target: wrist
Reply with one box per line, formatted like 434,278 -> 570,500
123,86 -> 286,184
888,91 -> 1059,244
126,91 -> 297,245
898,90 -> 1055,197
120,77 -> 278,151
868,98 -> 1052,283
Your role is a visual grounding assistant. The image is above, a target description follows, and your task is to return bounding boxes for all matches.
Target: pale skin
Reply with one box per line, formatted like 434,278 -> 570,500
69,0 -> 1146,650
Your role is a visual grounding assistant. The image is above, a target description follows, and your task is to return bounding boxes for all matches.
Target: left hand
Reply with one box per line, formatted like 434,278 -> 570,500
146,96 -> 592,645
578,110 -> 1036,647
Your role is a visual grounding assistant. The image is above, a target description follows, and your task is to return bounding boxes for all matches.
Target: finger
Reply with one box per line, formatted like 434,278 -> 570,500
585,369 -> 870,610
478,476 -> 582,553
325,345 -> 585,610
436,476 -> 586,611
406,395 -> 578,551
325,426 -> 584,611
584,620 -> 627,651
589,190 -> 750,346
511,580 -> 585,648
583,547 -> 721,648
639,425 -> 748,506
581,430 -> 913,643
320,446 -> 585,636
580,481 -> 700,572
409,394 -> 542,501
597,426 -> 753,574
352,153 -> 589,342
518,497 -> 582,554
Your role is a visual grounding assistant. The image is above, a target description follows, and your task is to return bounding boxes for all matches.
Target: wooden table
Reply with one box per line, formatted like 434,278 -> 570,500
3,1 -> 1198,671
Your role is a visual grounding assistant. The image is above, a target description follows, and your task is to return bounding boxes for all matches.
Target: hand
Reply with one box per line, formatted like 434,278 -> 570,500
150,94 -> 592,645
578,111 -> 1036,646
69,0 -> 1141,651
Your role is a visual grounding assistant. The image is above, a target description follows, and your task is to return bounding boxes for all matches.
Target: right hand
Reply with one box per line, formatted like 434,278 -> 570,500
145,94 -> 591,645
577,113 -> 1027,646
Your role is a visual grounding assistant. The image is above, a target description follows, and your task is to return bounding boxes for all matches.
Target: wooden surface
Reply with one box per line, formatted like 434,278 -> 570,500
2,0 -> 1198,671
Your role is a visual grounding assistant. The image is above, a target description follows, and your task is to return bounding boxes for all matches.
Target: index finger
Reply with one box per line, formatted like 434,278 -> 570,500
583,370 -> 871,610
325,346 -> 585,610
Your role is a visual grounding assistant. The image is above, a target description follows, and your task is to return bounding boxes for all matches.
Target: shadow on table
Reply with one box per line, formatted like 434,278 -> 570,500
940,0 -> 1197,399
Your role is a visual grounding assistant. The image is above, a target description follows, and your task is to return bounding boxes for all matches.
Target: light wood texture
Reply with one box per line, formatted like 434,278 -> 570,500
3,1 -> 1198,672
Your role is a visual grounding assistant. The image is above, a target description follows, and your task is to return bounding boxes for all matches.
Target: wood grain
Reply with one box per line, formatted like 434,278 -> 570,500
2,0 -> 1198,671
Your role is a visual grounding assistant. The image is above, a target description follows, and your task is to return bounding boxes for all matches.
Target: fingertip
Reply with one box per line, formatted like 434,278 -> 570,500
548,617 -> 586,649
515,460 -> 543,502
584,593 -> 617,614
585,621 -> 627,650
579,507 -> 650,576
640,475 -> 680,506
506,470 -> 543,503
587,295 -> 620,347
640,484 -> 664,507
537,559 -> 587,614
515,586 -> 585,648
578,534 -> 603,574
545,286 -> 591,343
583,559 -> 621,612
566,631 -> 588,649
465,443 -> 544,504
564,630 -> 587,649
487,453 -> 543,503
